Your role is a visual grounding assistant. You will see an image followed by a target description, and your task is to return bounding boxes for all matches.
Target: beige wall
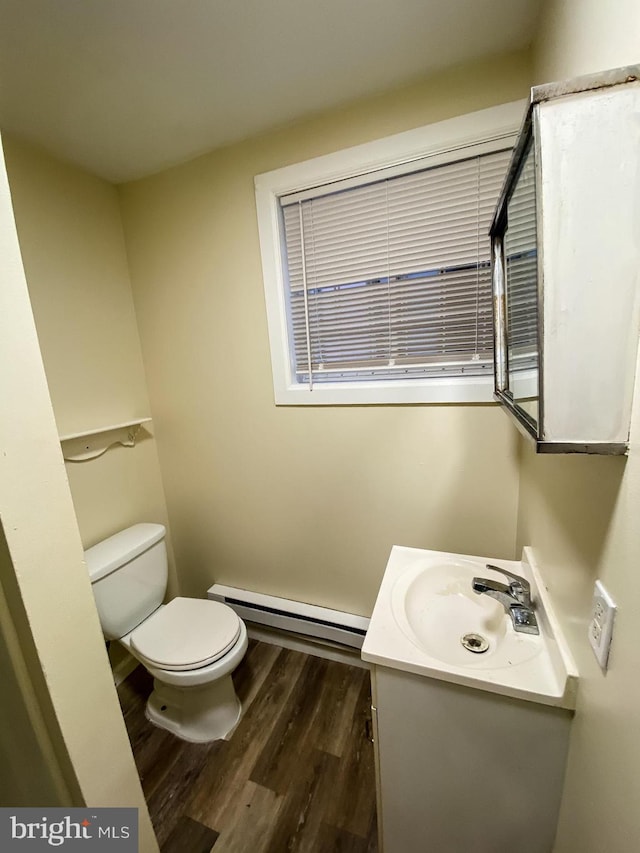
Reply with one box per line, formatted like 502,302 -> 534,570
119,50 -> 531,615
0,134 -> 158,850
0,525 -> 69,806
516,5 -> 640,851
3,137 -> 177,596
535,0 -> 640,82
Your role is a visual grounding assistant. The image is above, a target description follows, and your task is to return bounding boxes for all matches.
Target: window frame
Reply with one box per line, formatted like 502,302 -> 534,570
255,100 -> 525,405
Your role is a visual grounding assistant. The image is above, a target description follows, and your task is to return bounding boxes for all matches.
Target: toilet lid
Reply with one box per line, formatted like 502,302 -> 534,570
130,597 -> 241,671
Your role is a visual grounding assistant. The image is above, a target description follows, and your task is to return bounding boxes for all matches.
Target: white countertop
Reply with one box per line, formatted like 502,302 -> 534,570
362,545 -> 578,709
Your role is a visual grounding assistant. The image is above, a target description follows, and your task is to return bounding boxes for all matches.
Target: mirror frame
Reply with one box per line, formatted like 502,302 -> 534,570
490,105 -> 543,443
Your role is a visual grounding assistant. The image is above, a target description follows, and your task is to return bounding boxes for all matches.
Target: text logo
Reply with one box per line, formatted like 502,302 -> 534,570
0,808 -> 138,851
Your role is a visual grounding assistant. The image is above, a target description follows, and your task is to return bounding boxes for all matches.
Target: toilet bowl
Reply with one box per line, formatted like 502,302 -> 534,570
85,523 -> 248,743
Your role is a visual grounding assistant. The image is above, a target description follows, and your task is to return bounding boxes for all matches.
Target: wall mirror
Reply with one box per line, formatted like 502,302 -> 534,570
490,65 -> 640,455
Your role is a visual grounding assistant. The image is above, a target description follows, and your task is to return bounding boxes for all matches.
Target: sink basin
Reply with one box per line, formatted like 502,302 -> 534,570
391,558 -> 542,670
362,545 -> 579,709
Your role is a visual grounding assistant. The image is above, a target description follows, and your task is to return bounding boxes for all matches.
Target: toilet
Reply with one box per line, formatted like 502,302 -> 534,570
85,522 -> 248,743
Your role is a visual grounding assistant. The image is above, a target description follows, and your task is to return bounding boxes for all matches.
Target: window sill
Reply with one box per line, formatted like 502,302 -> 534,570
273,376 -> 495,405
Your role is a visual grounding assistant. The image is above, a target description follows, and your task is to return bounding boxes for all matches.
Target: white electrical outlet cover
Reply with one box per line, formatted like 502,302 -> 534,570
588,579 -> 616,671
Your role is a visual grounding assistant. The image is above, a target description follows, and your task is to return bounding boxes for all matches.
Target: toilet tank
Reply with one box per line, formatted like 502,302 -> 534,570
85,523 -> 168,640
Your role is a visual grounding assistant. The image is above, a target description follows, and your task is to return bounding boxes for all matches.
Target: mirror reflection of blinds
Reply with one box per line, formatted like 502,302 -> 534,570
505,142 -> 538,373
281,149 -> 512,386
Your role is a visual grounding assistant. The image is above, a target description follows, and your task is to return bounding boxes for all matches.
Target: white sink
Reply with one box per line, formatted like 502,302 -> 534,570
391,558 -> 542,670
362,546 -> 578,709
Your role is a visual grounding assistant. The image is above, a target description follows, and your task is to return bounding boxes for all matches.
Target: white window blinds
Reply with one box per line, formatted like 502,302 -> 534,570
281,148 -> 512,387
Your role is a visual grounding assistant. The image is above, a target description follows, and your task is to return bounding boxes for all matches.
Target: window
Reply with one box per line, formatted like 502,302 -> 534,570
255,101 -> 524,404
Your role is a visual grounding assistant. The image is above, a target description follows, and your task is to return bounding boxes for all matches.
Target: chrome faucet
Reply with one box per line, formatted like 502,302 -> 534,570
472,565 -> 539,635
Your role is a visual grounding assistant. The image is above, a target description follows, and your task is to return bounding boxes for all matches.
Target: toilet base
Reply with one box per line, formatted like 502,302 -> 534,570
145,674 -> 242,743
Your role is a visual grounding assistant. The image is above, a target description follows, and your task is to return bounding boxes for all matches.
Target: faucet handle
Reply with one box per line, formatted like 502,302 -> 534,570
485,564 -> 531,604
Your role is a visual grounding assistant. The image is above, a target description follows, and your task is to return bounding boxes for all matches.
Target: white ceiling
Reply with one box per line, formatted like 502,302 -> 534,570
0,0 -> 540,183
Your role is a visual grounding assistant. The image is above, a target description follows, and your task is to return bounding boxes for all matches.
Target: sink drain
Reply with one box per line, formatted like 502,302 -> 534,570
461,633 -> 489,654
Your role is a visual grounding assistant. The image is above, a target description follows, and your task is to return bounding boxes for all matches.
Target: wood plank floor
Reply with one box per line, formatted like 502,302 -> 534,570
117,640 -> 378,853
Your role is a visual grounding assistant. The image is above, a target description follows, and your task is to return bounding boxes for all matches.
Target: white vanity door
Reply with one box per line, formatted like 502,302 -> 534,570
371,664 -> 571,853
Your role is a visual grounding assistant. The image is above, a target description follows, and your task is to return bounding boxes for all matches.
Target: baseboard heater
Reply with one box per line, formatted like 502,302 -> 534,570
207,584 -> 369,650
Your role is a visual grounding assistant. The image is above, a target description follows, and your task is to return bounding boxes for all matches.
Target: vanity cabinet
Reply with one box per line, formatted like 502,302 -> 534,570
363,545 -> 578,853
370,665 -> 572,853
491,66 -> 640,454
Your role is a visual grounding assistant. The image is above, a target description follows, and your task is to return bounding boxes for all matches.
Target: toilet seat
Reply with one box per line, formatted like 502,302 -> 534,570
130,597 -> 241,671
